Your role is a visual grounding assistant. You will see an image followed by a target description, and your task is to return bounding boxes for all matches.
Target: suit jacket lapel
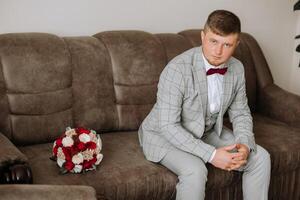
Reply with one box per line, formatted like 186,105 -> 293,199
192,48 -> 208,121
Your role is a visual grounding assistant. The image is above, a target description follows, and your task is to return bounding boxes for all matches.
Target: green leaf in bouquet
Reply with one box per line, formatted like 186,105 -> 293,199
59,167 -> 69,175
49,155 -> 57,161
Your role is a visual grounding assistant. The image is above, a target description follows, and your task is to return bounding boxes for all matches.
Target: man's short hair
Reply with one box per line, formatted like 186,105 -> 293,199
204,10 -> 241,36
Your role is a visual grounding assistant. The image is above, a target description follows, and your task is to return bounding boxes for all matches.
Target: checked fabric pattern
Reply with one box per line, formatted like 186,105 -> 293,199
138,47 -> 256,163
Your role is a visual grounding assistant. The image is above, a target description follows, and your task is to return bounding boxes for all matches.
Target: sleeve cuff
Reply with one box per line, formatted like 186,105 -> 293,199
194,143 -> 216,163
208,149 -> 216,163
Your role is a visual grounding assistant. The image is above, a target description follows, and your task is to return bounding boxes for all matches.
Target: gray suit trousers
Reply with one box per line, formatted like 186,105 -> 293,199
160,128 -> 271,200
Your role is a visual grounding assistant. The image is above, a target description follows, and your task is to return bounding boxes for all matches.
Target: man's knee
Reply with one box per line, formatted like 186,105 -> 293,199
253,145 -> 271,169
179,159 -> 208,182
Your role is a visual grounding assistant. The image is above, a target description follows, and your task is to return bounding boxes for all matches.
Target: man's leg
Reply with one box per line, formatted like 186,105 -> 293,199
241,145 -> 271,200
160,148 -> 208,200
202,128 -> 271,200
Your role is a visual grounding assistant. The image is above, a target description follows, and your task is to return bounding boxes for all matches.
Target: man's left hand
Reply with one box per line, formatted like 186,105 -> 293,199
230,143 -> 250,170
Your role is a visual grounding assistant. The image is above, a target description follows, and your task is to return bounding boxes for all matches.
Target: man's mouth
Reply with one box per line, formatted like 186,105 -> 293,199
212,56 -> 221,60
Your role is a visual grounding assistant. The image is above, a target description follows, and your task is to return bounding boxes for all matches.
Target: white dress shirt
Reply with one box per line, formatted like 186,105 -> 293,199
202,54 -> 225,114
202,54 -> 226,163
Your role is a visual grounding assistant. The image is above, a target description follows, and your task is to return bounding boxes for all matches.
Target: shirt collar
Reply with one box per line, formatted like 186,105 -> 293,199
202,53 -> 225,72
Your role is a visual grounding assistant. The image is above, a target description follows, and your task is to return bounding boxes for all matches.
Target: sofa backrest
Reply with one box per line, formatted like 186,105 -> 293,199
0,30 -> 273,145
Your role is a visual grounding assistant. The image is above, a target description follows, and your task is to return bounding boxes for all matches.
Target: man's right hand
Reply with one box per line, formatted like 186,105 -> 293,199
211,144 -> 247,171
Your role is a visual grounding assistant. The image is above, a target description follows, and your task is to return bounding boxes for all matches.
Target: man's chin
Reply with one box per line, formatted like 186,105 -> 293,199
209,61 -> 223,67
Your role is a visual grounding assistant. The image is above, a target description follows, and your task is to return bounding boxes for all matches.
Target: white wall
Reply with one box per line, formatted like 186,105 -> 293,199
0,0 -> 299,94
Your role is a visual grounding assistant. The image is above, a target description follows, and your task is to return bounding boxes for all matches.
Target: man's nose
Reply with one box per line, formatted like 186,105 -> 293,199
215,45 -> 223,55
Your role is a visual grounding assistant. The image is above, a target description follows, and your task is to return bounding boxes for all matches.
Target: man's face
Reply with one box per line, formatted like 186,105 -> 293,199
201,29 -> 239,67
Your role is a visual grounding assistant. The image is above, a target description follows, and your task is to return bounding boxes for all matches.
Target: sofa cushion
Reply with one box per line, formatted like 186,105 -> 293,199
19,131 -> 245,200
0,184 -> 97,200
64,37 -> 118,132
19,131 -> 176,200
252,114 -> 300,173
252,114 -> 300,199
93,31 -> 167,131
0,33 -> 73,145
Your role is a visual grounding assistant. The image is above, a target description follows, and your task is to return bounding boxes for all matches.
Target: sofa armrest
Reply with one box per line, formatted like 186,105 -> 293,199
0,184 -> 97,200
258,84 -> 300,128
0,133 -> 32,184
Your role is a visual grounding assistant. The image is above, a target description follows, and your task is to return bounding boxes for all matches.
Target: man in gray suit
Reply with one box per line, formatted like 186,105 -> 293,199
138,10 -> 271,200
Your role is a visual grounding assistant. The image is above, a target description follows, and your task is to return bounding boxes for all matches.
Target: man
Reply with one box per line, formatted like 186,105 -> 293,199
138,10 -> 271,200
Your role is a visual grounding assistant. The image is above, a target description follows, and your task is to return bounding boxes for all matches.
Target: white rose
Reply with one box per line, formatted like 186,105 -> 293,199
95,153 -> 103,165
89,132 -> 96,141
65,129 -> 76,137
62,136 -> 74,147
57,147 -> 65,160
73,165 -> 83,173
97,136 -> 102,151
57,158 -> 65,167
72,153 -> 84,164
79,133 -> 91,143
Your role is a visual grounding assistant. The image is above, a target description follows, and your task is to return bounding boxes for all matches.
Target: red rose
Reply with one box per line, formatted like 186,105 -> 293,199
83,161 -> 92,169
56,138 -> 63,147
77,142 -> 86,151
86,141 -> 97,149
76,127 -> 90,135
64,161 -> 75,171
62,147 -> 72,161
83,156 -> 97,169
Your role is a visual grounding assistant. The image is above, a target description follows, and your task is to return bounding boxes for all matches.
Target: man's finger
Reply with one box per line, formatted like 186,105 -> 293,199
230,152 -> 243,159
223,144 -> 237,151
231,160 -> 247,169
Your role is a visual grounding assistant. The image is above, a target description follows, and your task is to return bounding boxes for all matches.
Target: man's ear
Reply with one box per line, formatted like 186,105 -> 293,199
201,31 -> 205,41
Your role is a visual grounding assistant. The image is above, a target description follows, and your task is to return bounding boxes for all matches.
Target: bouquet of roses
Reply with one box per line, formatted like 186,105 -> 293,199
51,127 -> 103,174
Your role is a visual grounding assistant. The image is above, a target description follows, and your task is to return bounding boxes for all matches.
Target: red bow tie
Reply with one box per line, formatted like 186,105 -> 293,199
206,67 -> 228,76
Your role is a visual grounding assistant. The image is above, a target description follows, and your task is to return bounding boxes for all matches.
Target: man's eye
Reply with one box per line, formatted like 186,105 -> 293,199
210,40 -> 217,44
224,43 -> 232,48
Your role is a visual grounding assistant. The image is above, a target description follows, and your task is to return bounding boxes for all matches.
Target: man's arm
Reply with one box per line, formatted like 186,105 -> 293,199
227,64 -> 256,152
157,63 -> 215,163
211,64 -> 255,171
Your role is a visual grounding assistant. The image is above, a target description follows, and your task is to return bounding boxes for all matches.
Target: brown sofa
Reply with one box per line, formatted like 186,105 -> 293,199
0,184 -> 97,200
0,29 -> 299,200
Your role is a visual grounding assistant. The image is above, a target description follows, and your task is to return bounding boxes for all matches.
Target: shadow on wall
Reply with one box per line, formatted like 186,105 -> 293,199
295,0 -> 300,67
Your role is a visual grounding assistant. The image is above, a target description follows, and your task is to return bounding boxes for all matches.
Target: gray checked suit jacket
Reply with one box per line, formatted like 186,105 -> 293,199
138,47 -> 256,163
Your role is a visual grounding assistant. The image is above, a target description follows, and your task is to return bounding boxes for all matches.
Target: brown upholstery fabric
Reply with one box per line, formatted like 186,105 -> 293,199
0,63 -> 12,139
20,131 -> 245,200
0,133 -> 27,168
154,33 -> 192,62
20,132 -> 177,200
258,84 -> 300,128
178,29 -> 202,47
64,37 -> 118,131
253,114 -> 300,173
241,33 -> 274,89
0,33 -> 73,145
93,31 -> 166,131
0,184 -> 97,200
